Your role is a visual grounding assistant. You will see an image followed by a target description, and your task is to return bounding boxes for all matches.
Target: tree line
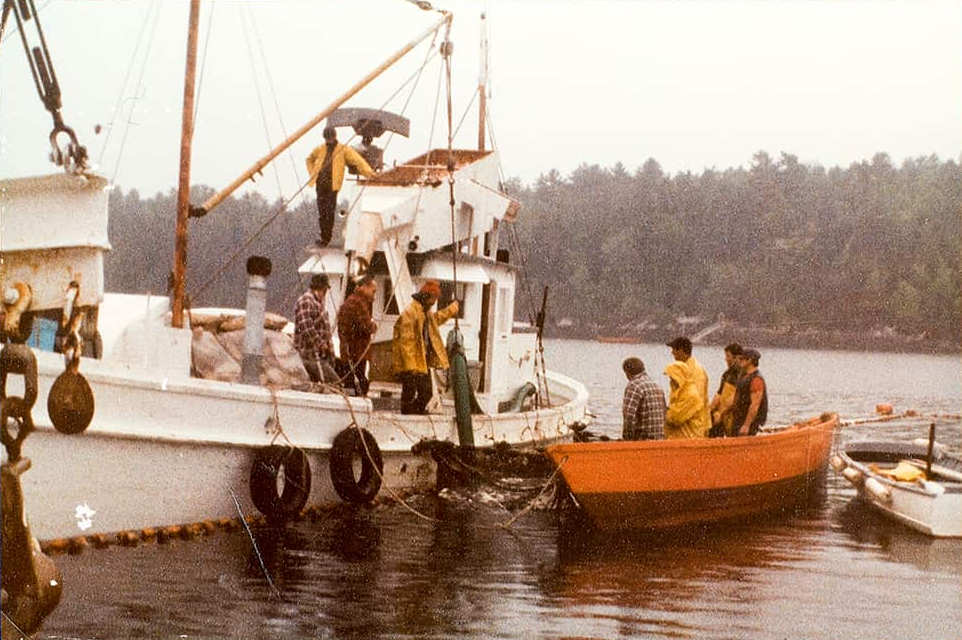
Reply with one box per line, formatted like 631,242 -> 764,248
104,151 -> 960,347
508,152 -> 960,346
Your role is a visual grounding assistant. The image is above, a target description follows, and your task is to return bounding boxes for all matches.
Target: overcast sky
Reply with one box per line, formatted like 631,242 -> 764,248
1,0 -> 959,201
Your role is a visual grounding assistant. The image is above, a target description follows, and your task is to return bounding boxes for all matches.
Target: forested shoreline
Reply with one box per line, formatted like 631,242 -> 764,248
103,151 -> 961,353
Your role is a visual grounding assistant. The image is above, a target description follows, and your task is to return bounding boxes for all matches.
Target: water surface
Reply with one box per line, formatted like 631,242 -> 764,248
38,341 -> 962,639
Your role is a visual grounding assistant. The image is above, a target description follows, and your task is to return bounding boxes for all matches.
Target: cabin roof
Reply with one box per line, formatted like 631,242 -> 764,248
363,149 -> 491,187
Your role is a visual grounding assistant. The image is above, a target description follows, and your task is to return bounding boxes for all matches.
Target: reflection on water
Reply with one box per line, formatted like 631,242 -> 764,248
37,343 -> 962,639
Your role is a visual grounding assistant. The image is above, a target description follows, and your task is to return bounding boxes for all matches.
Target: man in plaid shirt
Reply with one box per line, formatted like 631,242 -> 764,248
294,274 -> 338,383
622,357 -> 666,440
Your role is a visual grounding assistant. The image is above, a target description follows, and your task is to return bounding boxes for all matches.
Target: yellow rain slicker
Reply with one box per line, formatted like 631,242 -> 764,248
664,358 -> 711,438
392,301 -> 459,374
305,143 -> 374,191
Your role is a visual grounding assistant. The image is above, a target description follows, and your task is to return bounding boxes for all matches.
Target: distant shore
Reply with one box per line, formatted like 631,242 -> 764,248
550,325 -> 960,355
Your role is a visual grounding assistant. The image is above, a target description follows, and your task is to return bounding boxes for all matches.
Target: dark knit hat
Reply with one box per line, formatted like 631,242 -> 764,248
310,274 -> 329,290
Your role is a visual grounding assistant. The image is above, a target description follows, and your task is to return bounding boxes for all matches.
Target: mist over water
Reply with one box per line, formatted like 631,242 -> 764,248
38,340 -> 962,639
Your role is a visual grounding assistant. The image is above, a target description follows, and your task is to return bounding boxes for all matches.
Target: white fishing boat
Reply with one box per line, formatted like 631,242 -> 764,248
0,2 -> 588,546
832,438 -> 962,538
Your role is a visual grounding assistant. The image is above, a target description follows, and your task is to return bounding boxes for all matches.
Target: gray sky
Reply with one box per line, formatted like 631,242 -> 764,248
2,0 -> 960,201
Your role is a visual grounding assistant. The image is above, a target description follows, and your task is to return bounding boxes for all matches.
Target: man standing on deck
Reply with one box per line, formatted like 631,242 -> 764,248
732,348 -> 768,436
709,342 -> 742,437
663,336 -> 711,438
305,124 -> 375,247
392,280 -> 459,414
621,357 -> 666,440
294,274 -> 339,384
337,275 -> 377,396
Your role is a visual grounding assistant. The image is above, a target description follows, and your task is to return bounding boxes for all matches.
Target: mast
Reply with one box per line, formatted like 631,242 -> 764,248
477,12 -> 487,152
171,0 -> 201,329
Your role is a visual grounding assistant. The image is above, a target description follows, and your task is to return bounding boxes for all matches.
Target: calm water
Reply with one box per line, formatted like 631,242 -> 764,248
38,340 -> 962,640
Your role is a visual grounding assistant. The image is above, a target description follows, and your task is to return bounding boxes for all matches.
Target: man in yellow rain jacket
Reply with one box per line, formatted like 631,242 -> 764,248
392,280 -> 459,414
305,124 -> 375,247
663,336 -> 711,438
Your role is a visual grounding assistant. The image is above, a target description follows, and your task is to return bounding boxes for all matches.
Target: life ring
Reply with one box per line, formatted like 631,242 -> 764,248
249,445 -> 312,522
329,427 -> 383,503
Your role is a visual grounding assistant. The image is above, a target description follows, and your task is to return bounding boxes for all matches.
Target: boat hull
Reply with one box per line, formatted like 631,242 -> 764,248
837,441 -> 962,538
7,350 -> 588,543
546,414 -> 837,530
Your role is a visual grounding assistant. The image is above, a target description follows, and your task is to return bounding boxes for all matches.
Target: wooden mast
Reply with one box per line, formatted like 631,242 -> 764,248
477,12 -> 487,152
171,0 -> 201,329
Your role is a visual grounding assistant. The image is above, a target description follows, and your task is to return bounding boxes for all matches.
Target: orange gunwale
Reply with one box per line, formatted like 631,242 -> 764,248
547,414 -> 838,495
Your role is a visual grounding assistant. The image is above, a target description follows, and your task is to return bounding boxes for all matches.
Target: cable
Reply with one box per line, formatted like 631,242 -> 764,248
96,0 -> 156,166
191,0 -> 216,128
240,5 -> 284,198
109,1 -> 162,185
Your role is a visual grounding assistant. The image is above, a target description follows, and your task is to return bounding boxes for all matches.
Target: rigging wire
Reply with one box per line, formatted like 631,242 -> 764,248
245,3 -> 303,188
196,34 -> 445,306
452,84 -> 479,140
441,21 -> 460,330
0,0 -> 51,45
278,31 -> 444,315
95,0 -> 156,167
191,0 -> 216,129
239,5 -> 284,198
109,1 -> 162,185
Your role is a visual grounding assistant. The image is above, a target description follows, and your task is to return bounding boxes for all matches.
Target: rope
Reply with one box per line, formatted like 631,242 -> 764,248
441,21 -> 460,330
499,455 -> 567,529
329,385 -> 439,523
228,487 -> 282,599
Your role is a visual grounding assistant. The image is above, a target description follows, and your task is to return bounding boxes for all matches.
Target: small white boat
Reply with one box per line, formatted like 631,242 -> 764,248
833,439 -> 962,538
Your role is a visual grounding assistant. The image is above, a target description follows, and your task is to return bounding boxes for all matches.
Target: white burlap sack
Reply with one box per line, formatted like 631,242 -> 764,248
191,328 -> 241,382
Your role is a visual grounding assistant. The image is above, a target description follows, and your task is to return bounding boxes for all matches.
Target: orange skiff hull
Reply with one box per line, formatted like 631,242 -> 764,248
546,413 -> 838,530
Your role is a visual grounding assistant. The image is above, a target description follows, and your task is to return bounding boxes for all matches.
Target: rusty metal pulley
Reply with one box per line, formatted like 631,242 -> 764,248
47,299 -> 94,435
47,370 -> 93,435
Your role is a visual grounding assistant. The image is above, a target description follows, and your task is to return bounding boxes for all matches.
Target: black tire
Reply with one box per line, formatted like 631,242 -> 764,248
249,445 -> 312,523
329,428 -> 383,503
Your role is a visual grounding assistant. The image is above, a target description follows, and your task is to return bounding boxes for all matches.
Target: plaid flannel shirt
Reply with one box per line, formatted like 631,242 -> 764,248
293,290 -> 334,363
623,372 -> 666,440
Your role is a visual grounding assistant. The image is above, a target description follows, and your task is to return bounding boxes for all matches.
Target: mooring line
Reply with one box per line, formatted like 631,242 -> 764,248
228,488 -> 281,599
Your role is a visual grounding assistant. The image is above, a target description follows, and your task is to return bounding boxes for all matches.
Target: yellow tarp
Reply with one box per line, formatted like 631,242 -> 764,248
870,461 -> 926,483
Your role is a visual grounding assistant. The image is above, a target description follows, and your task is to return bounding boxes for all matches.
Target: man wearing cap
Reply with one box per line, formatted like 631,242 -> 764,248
663,336 -> 711,438
392,280 -> 459,414
709,342 -> 742,437
305,124 -> 375,247
732,348 -> 768,436
294,274 -> 339,384
621,357 -> 666,440
336,275 -> 377,396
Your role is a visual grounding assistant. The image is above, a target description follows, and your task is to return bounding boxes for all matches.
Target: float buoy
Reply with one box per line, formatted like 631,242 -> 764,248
329,427 -> 383,503
249,445 -> 312,523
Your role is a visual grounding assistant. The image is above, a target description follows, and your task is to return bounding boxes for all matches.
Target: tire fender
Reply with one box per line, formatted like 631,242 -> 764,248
329,427 -> 383,503
249,445 -> 312,523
